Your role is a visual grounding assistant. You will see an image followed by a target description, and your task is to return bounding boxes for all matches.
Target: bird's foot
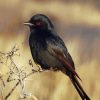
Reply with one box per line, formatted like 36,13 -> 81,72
38,67 -> 50,73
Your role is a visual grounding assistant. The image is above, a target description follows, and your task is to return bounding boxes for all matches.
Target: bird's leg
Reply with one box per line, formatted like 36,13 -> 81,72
38,69 -> 50,73
37,65 -> 49,73
50,67 -> 59,71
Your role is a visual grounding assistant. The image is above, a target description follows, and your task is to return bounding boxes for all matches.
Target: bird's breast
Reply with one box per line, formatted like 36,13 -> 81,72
29,33 -> 63,70
30,41 -> 62,69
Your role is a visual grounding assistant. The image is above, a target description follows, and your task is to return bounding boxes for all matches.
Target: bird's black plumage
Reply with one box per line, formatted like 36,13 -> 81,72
24,14 -> 90,100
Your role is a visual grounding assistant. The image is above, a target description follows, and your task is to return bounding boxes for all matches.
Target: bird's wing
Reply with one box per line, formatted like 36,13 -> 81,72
46,35 -> 81,80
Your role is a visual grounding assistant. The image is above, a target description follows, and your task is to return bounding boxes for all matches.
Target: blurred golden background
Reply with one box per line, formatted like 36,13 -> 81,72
0,0 -> 100,100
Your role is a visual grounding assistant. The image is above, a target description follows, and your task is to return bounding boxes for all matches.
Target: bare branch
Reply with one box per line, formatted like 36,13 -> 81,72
0,45 -> 40,100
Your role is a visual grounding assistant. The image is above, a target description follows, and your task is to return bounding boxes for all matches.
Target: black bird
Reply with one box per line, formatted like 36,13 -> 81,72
24,14 -> 90,100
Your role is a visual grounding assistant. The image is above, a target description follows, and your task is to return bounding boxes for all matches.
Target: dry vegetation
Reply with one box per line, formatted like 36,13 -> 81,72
0,0 -> 100,100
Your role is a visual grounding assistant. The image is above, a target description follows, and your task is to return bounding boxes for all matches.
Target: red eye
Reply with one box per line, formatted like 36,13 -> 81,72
35,21 -> 41,26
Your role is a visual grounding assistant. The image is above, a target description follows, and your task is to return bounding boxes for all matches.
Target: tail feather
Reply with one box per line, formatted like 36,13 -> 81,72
70,76 -> 90,100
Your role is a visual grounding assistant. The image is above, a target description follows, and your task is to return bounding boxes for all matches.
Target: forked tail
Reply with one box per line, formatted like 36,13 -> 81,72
70,76 -> 90,100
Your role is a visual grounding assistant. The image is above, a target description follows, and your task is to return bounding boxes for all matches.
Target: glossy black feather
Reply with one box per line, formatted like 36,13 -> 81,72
25,14 -> 90,100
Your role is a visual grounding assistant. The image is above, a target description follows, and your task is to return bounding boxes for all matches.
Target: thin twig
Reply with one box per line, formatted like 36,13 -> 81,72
0,45 -> 40,100
5,69 -> 40,100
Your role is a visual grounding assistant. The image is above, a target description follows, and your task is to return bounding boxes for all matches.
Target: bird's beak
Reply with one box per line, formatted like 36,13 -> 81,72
24,22 -> 34,26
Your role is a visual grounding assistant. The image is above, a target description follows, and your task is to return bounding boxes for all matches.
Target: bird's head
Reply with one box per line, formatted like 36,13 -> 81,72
24,14 -> 54,32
